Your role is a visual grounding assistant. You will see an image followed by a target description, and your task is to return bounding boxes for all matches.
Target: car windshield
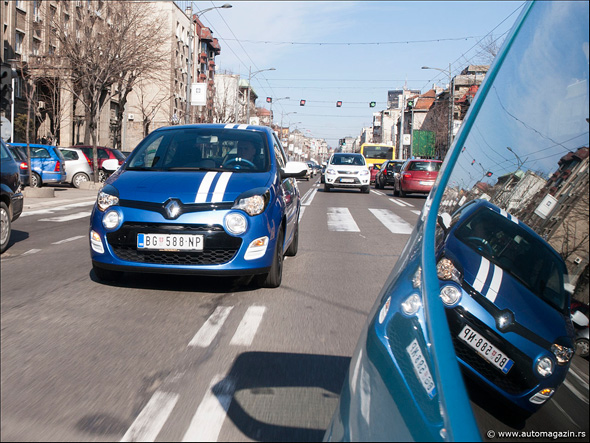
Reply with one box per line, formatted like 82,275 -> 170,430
126,128 -> 270,173
407,161 -> 441,172
331,154 -> 365,166
454,207 -> 568,313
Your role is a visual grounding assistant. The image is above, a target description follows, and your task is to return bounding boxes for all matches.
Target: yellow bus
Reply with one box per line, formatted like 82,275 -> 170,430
360,143 -> 395,167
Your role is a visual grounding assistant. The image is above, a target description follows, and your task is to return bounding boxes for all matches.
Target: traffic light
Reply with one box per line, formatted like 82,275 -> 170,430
1,63 -> 14,109
336,101 -> 342,107
486,171 -> 493,177
369,101 -> 376,108
300,99 -> 306,106
266,97 -> 272,103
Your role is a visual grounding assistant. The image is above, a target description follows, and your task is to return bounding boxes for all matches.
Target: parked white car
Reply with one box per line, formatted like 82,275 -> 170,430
323,152 -> 370,193
59,146 -> 94,188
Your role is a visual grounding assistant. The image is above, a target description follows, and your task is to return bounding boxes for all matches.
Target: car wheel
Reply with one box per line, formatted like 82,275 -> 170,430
30,172 -> 42,188
362,186 -> 370,194
393,183 -> 399,197
285,218 -> 299,257
72,172 -> 90,188
575,338 -> 589,358
399,185 -> 406,198
0,202 -> 11,254
324,183 -> 331,192
255,227 -> 284,288
93,265 -> 123,282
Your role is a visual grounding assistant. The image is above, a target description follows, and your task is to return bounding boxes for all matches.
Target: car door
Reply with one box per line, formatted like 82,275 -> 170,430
31,147 -> 52,180
272,133 -> 298,243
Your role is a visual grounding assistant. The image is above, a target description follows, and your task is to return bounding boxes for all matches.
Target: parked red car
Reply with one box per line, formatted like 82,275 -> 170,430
369,164 -> 381,184
393,159 -> 442,197
73,145 -> 126,182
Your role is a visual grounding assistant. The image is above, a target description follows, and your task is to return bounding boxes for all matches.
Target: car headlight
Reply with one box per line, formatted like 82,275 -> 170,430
359,169 -> 369,176
440,284 -> 462,306
436,258 -> 462,283
97,191 -> 119,211
326,168 -> 337,175
233,192 -> 269,216
535,356 -> 554,377
551,344 -> 574,365
225,212 -> 247,235
102,209 -> 121,230
401,293 -> 422,316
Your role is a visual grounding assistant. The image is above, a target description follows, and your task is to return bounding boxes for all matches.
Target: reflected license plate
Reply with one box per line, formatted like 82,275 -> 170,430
459,325 -> 514,374
406,338 -> 436,399
137,233 -> 203,251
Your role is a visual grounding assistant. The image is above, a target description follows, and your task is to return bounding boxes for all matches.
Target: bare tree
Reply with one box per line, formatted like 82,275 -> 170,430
212,76 -> 241,124
48,1 -> 169,182
476,34 -> 502,65
132,77 -> 173,139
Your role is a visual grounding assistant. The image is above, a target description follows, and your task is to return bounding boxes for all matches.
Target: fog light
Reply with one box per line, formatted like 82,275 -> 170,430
225,212 -> 247,235
102,210 -> 120,229
535,357 -> 554,377
90,230 -> 104,254
401,293 -> 422,316
529,388 -> 554,404
440,285 -> 462,306
244,236 -> 269,260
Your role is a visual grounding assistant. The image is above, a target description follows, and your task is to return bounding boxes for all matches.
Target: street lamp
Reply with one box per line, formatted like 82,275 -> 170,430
422,64 -> 454,153
269,96 -> 289,125
185,3 -> 232,124
246,67 -> 275,124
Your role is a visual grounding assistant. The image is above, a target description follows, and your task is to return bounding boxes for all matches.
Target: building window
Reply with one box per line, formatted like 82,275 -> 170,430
15,32 -> 24,54
32,40 -> 40,56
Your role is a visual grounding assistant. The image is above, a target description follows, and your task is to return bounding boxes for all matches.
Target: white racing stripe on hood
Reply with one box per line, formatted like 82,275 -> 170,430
485,265 -> 503,303
237,124 -> 248,129
501,208 -> 520,225
211,172 -> 233,203
473,256 -> 490,293
195,171 -> 217,203
224,124 -> 235,129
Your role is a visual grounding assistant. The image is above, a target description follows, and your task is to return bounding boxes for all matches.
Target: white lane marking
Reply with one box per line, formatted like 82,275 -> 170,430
22,249 -> 42,255
182,375 -> 235,442
485,265 -> 503,303
21,200 -> 96,216
39,211 -> 92,222
411,210 -> 421,215
52,235 -> 85,245
568,365 -> 590,389
368,208 -> 413,234
299,206 -> 306,222
189,306 -> 233,347
230,306 -> 266,346
301,188 -> 318,206
372,190 -> 385,196
388,198 -> 408,207
563,379 -> 589,404
195,172 -> 217,203
211,172 -> 232,203
473,257 -> 490,293
551,399 -> 579,427
327,207 -> 360,232
120,391 -> 179,442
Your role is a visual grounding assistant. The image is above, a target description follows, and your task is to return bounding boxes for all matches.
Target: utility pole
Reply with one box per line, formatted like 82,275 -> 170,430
399,88 -> 405,159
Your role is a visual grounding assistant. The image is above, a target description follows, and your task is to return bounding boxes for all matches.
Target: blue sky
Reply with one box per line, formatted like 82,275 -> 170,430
185,1 -> 525,148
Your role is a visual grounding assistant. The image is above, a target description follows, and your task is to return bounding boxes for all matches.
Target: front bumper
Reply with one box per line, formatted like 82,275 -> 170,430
326,175 -> 370,188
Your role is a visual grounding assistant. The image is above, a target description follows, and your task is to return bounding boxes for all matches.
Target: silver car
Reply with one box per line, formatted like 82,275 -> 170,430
59,147 -> 94,188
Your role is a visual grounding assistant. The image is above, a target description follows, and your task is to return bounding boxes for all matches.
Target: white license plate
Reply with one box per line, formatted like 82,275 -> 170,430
137,233 -> 203,251
419,180 -> 433,186
459,325 -> 514,374
340,178 -> 354,183
406,338 -> 437,399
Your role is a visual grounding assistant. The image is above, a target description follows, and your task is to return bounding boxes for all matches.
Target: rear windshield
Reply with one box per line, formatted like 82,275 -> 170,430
126,128 -> 271,173
407,161 -> 441,172
454,207 -> 568,313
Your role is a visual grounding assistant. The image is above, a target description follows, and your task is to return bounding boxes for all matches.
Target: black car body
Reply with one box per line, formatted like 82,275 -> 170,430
7,144 -> 30,187
1,139 -> 24,253
375,159 -> 404,189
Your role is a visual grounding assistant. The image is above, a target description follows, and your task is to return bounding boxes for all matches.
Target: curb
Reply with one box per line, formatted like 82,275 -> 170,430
78,181 -> 104,191
23,187 -> 55,198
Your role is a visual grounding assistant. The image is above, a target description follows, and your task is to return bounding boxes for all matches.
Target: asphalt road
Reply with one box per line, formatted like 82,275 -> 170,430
1,180 -> 588,441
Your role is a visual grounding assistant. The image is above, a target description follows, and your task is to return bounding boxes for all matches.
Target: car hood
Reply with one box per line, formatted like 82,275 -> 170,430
329,165 -> 367,172
445,236 -> 569,339
110,170 -> 273,204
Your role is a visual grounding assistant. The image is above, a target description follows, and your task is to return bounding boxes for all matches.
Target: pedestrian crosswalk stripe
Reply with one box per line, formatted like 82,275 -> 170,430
230,306 -> 266,346
39,211 -> 92,222
369,208 -> 414,234
120,391 -> 179,442
327,207 -> 360,232
189,306 -> 233,347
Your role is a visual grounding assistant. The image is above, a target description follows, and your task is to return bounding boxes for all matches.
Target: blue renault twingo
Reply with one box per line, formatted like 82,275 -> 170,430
89,124 -> 305,288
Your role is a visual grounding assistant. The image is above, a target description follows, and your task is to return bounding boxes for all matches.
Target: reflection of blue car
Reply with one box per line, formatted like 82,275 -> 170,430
436,199 -> 573,413
89,124 -> 304,288
8,143 -> 67,187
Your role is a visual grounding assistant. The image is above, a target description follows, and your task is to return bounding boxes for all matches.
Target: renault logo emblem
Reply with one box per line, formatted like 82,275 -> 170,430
164,199 -> 181,219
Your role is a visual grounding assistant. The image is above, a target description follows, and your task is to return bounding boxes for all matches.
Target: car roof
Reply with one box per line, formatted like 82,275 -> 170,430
152,123 -> 274,134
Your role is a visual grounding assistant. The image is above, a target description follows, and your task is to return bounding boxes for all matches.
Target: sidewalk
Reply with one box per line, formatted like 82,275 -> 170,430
22,183 -> 100,210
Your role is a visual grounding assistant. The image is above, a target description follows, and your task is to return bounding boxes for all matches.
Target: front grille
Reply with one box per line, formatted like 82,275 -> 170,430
336,177 -> 361,184
107,222 -> 241,266
337,170 -> 358,175
446,307 -> 537,395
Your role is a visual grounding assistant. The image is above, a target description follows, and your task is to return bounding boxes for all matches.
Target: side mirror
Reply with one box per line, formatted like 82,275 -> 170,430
281,161 -> 308,179
102,159 -> 120,172
438,212 -> 452,234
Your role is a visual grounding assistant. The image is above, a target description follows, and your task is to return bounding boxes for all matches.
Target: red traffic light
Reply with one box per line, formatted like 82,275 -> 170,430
266,97 -> 272,103
300,100 -> 306,106
486,171 -> 493,177
336,101 -> 342,107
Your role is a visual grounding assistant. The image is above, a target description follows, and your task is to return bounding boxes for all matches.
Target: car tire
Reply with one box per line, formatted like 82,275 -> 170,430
399,185 -> 406,198
374,178 -> 380,189
324,183 -> 330,192
362,186 -> 370,194
576,338 -> 589,358
93,265 -> 123,282
30,172 -> 42,188
285,218 -> 299,257
255,227 -> 284,288
0,202 -> 11,254
72,172 -> 90,188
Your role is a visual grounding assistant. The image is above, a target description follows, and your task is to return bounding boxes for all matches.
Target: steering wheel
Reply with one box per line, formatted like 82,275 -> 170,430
223,157 -> 256,169
466,237 -> 494,256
